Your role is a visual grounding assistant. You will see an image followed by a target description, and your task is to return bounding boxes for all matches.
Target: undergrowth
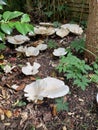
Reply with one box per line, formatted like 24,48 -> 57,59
56,52 -> 92,90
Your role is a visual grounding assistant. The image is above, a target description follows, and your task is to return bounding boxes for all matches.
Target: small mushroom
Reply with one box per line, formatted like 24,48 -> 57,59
24,77 -> 69,102
36,44 -> 48,51
34,26 -> 47,35
6,35 -> 30,44
56,28 -> 69,38
3,64 -> 16,73
61,24 -> 83,35
25,46 -> 39,57
53,47 -> 67,56
22,62 -> 40,75
15,46 -> 27,52
46,27 -> 56,35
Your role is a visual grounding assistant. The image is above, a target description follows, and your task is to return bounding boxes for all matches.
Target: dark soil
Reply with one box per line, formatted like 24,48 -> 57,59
0,34 -> 98,130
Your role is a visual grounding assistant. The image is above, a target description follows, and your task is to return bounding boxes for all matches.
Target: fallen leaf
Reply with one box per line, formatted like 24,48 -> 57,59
50,104 -> 57,116
63,126 -> 67,130
16,84 -> 25,91
0,108 -> 5,120
13,109 -> 21,117
0,54 -> 4,59
4,110 -> 12,118
20,112 -> 28,125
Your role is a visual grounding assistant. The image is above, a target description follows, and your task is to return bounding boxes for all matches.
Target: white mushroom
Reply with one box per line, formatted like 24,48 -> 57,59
34,26 -> 47,35
34,26 -> 55,36
53,47 -> 67,56
6,35 -> 30,44
24,77 -> 69,102
22,62 -> 40,75
15,46 -> 27,52
3,64 -> 16,73
25,46 -> 39,57
46,27 -> 56,35
39,22 -> 53,26
56,28 -> 69,38
61,24 -> 83,35
36,44 -> 48,51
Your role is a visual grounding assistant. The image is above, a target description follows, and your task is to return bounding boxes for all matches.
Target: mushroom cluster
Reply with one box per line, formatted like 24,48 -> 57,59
29,23 -> 83,38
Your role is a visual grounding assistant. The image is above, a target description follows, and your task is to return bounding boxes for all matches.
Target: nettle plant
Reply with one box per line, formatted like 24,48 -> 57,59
56,52 -> 92,90
0,2 -> 33,50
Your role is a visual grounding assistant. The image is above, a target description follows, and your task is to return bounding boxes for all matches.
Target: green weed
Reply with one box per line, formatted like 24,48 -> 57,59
55,97 -> 69,112
47,40 -> 57,49
70,37 -> 85,53
56,53 -> 92,90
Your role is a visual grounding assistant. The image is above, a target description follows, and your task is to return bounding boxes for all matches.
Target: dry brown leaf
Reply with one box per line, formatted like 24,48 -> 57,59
31,40 -> 44,47
13,109 -> 21,117
30,76 -> 36,81
4,110 -> 12,118
50,104 -> 57,116
0,108 -> 5,120
16,83 -> 25,91
20,112 -> 28,125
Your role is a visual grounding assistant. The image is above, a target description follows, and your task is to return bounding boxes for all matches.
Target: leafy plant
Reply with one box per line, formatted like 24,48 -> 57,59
90,61 -> 98,84
0,3 -> 34,44
55,97 -> 69,112
56,53 -> 92,90
44,11 -> 53,18
47,39 -> 57,49
70,37 -> 85,53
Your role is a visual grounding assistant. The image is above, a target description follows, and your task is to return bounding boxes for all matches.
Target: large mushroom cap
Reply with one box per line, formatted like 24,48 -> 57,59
24,77 -> 69,102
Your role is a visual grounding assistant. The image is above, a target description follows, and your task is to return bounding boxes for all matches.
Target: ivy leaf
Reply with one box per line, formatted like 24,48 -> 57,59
21,14 -> 30,23
8,22 -> 15,29
15,22 -> 27,35
0,43 -> 6,50
0,5 -> 3,10
0,31 -> 5,41
1,23 -> 12,34
3,11 -> 23,21
24,23 -> 34,33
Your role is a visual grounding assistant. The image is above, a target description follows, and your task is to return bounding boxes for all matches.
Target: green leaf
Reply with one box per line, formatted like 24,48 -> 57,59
21,14 -> 30,23
3,11 -> 23,21
15,22 -> 34,35
15,22 -> 27,35
16,100 -> 26,107
8,22 -> 15,28
1,23 -> 12,34
0,43 -> 6,50
0,5 -> 3,9
0,31 -> 5,41
24,23 -> 34,33
56,98 -> 69,112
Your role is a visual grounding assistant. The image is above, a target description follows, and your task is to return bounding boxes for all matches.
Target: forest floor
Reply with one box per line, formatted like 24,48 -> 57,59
0,32 -> 98,130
